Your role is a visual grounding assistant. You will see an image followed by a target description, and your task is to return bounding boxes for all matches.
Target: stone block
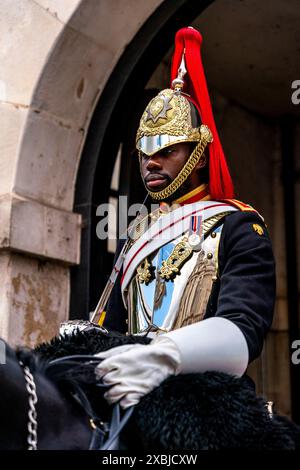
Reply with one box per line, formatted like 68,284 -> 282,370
44,204 -> 81,264
0,0 -> 62,105
0,252 -> 69,347
0,194 -> 82,265
0,103 -> 28,195
32,25 -> 113,127
14,110 -> 83,210
0,195 -> 11,248
10,196 -> 45,255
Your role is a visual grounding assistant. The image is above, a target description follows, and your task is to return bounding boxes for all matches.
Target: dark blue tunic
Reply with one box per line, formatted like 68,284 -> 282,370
104,210 -> 276,364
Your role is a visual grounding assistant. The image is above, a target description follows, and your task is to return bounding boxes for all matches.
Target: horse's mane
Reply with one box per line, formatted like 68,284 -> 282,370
34,329 -> 150,359
17,329 -> 149,384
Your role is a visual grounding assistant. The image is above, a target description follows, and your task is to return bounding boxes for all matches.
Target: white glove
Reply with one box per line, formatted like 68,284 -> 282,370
95,317 -> 249,409
94,337 -> 181,409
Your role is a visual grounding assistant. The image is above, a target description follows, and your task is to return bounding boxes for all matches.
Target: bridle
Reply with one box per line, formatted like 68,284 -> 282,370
19,355 -> 134,450
19,354 -> 277,451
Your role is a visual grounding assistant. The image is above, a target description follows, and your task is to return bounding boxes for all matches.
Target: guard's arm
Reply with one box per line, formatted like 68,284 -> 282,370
211,210 -> 276,363
159,210 -> 276,375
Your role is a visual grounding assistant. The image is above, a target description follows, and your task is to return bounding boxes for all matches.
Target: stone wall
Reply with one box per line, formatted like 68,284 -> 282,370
0,0 -> 164,346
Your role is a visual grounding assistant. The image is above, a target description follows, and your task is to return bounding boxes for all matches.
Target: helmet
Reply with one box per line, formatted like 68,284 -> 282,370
136,88 -> 211,157
136,27 -> 234,201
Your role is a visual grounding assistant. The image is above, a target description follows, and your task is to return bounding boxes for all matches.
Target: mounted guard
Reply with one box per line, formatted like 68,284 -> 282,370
90,27 -> 275,410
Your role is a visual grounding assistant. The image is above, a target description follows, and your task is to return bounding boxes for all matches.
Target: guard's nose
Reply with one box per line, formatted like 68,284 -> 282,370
145,154 -> 162,171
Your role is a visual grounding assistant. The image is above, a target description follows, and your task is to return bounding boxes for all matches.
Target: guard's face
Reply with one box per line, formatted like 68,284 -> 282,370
139,142 -> 191,192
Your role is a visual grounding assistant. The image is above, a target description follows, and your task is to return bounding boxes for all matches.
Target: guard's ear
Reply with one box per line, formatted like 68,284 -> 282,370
195,152 -> 207,171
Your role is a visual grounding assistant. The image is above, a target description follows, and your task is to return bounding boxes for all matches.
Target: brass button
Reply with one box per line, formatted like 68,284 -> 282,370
125,319 -> 128,324
207,252 -> 213,259
211,232 -> 216,238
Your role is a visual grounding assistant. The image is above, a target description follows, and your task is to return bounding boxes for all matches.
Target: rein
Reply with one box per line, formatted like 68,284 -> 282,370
19,361 -> 38,450
19,355 -> 134,450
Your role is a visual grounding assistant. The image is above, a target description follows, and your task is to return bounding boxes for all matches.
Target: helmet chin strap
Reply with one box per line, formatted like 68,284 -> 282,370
140,126 -> 211,201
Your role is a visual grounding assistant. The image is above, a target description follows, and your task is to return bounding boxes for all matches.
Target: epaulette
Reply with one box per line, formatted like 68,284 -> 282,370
223,199 -> 264,222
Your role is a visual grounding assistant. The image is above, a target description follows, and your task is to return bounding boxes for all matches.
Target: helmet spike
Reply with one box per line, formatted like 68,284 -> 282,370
171,50 -> 187,93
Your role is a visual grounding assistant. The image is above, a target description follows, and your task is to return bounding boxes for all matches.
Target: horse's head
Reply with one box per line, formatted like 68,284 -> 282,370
0,338 -> 94,450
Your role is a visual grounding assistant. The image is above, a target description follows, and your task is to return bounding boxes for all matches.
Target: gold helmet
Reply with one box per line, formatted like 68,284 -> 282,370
136,27 -> 234,202
136,59 -> 213,201
136,88 -> 212,157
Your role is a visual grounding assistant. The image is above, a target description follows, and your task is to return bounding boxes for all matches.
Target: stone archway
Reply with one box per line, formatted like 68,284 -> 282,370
0,0 -> 171,346
0,0 -> 211,346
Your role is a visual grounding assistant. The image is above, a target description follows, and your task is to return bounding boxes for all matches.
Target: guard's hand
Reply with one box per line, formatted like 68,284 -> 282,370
94,337 -> 181,409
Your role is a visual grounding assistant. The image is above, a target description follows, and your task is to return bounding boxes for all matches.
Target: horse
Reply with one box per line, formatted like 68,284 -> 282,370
0,340 -> 93,449
0,327 -> 299,450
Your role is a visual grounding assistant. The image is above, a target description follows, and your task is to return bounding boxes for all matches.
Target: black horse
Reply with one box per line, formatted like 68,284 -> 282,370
0,328 -> 299,450
0,341 -> 92,449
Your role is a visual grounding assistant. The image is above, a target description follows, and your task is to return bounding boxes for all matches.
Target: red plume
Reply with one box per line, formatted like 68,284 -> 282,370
171,27 -> 234,200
